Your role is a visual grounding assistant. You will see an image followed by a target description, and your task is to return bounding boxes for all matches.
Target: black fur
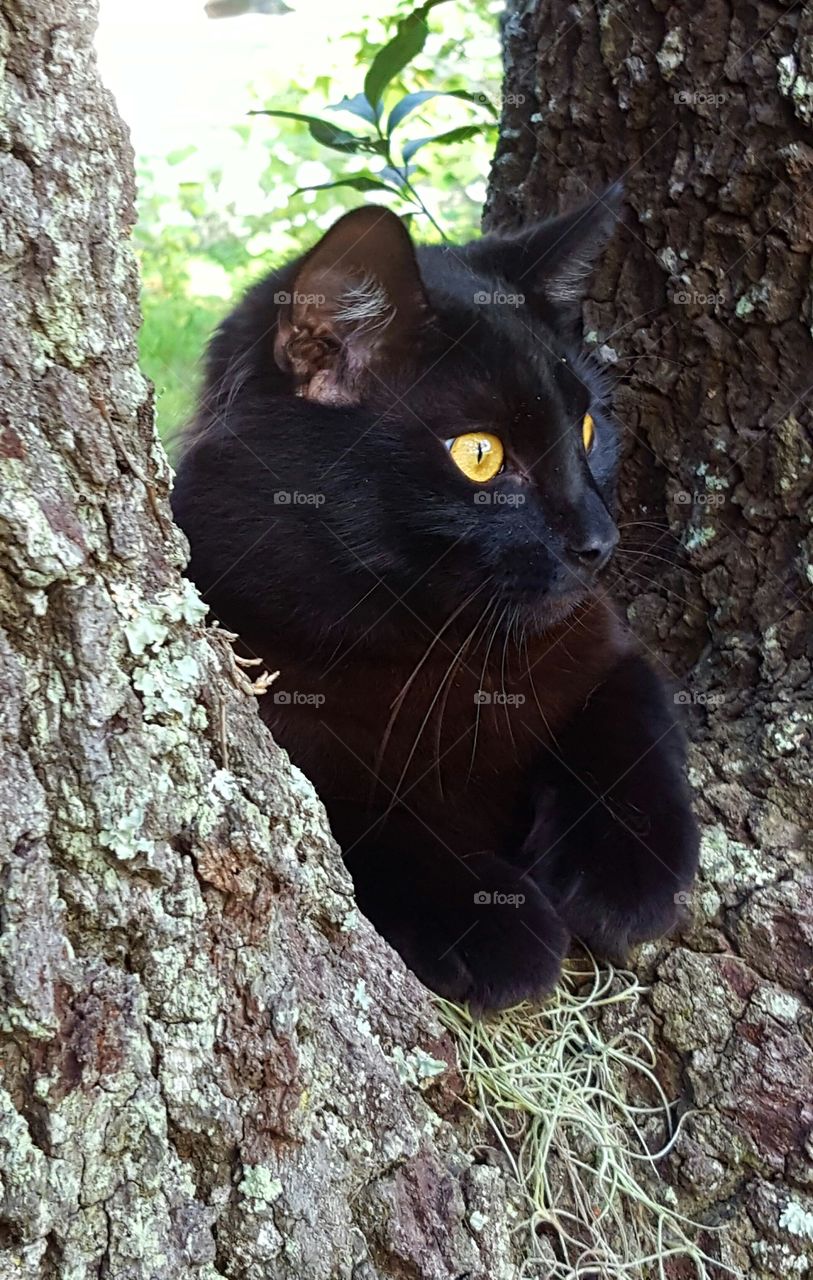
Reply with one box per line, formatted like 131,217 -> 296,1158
172,198 -> 699,1011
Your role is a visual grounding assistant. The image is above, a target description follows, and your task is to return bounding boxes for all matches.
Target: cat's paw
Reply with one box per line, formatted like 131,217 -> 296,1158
553,865 -> 690,962
386,855 -> 569,1014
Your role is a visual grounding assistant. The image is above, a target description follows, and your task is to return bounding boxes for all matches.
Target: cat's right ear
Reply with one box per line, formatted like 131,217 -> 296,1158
274,206 -> 430,404
468,184 -> 622,318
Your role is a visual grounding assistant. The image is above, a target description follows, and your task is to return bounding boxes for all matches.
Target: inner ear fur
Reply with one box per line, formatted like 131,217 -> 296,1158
274,206 -> 430,403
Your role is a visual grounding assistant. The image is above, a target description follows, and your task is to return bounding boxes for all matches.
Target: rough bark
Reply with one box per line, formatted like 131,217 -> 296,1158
488,1 -> 812,1274
0,4 -> 526,1277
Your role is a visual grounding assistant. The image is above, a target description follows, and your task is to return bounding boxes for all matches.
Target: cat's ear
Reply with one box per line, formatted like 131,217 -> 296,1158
274,206 -> 430,403
470,184 -> 622,315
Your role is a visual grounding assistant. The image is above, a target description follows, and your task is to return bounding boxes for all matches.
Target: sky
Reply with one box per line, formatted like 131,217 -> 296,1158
96,0 -> 406,162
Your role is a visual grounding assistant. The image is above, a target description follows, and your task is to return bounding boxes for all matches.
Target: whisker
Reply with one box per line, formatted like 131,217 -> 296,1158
500,604 -> 518,756
467,600 -> 506,781
372,584 -> 485,801
615,547 -> 699,577
613,563 -> 700,612
433,591 -> 497,795
522,618 -> 558,748
385,592 -> 497,813
617,519 -> 681,541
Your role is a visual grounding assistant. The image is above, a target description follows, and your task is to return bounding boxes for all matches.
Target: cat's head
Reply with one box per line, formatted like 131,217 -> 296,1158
193,194 -> 623,642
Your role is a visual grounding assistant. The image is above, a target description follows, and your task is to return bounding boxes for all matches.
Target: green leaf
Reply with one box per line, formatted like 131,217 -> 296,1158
292,176 -> 403,197
249,108 -> 325,125
363,0 -> 452,116
309,119 -> 383,155
249,109 -> 380,154
402,124 -> 486,164
378,164 -> 416,186
166,145 -> 196,167
328,93 -> 377,124
387,88 -> 498,133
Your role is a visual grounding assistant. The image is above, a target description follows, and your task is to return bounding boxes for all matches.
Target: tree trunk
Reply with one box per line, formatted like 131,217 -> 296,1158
0,5 -> 525,1277
488,0 -> 812,1274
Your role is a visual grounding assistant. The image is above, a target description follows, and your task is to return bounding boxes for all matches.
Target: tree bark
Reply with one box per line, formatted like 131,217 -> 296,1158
488,0 -> 812,1274
0,5 -> 525,1277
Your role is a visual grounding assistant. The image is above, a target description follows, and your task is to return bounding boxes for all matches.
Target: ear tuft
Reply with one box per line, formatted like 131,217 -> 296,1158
333,271 -> 396,334
274,206 -> 429,403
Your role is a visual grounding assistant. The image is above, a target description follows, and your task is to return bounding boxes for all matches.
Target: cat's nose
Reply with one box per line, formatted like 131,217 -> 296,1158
565,528 -> 618,574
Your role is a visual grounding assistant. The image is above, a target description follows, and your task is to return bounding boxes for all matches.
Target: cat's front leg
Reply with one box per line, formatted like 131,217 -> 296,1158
524,653 -> 699,959
337,812 -> 569,1013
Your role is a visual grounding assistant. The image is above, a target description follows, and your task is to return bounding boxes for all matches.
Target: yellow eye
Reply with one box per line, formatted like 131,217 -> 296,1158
582,413 -> 595,452
447,432 -> 504,483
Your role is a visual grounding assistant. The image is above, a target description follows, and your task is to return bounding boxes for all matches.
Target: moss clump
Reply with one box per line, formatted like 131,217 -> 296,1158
438,957 -> 734,1278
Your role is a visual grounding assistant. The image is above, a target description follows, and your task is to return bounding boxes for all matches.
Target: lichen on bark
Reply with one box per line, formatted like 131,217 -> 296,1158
0,4 -> 527,1277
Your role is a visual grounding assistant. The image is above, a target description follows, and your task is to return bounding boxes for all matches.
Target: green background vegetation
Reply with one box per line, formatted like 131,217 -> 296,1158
134,0 -> 502,444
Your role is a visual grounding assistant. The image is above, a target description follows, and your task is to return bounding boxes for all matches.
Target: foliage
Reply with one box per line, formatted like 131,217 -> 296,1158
250,0 -> 498,238
135,0 -> 501,442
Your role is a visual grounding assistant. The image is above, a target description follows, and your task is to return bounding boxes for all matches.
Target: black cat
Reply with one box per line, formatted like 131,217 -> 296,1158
171,196 -> 699,1011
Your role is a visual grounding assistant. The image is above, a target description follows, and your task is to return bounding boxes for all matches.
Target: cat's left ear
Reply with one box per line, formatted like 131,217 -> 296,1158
274,206 -> 430,404
469,183 -> 623,315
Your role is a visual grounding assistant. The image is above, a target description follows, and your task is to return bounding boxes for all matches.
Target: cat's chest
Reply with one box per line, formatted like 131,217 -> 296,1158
255,607 -> 626,816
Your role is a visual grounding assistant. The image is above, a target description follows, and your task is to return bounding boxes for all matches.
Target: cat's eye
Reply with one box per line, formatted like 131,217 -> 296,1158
446,432 -> 504,483
582,412 -> 595,452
